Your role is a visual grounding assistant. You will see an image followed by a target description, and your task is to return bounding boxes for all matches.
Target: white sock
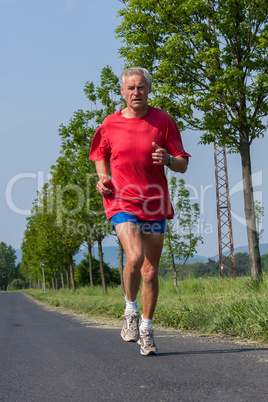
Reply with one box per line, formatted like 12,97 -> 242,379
140,314 -> 153,330
124,295 -> 139,313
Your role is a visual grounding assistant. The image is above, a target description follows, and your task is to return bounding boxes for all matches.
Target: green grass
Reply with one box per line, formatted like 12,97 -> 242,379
24,274 -> 268,343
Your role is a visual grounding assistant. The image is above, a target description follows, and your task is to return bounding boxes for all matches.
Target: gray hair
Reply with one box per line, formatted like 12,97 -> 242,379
120,67 -> 151,88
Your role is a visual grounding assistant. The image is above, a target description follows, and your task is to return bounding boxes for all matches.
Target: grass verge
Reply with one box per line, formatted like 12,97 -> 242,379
24,274 -> 268,343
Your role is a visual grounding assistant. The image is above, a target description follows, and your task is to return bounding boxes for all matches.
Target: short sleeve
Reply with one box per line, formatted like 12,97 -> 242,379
89,126 -> 111,161
165,118 -> 191,161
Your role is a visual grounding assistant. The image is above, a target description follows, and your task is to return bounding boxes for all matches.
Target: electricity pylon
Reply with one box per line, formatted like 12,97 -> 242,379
214,140 -> 236,279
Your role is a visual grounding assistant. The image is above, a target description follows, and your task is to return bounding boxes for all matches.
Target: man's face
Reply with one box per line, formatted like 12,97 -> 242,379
120,74 -> 151,112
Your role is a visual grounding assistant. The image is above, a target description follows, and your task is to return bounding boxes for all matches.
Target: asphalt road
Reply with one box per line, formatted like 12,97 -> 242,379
0,292 -> 267,402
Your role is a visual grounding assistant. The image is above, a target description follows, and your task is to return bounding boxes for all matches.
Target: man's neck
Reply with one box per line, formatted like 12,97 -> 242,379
121,105 -> 149,119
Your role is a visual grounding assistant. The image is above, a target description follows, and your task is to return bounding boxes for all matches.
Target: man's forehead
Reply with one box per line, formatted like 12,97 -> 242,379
124,74 -> 147,85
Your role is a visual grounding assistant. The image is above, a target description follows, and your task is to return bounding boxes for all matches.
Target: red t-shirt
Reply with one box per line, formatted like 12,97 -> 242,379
89,106 -> 190,220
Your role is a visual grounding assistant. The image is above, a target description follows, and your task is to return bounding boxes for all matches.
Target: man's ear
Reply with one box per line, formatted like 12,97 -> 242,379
148,84 -> 152,94
120,85 -> 124,96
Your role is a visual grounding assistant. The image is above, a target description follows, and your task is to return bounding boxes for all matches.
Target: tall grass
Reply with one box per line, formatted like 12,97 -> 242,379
24,274 -> 268,343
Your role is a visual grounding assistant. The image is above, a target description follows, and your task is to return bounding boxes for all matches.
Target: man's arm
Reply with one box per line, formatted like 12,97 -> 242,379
167,156 -> 188,173
152,142 -> 188,173
95,160 -> 112,196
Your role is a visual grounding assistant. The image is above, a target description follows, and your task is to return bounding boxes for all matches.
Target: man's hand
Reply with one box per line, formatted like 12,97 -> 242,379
151,142 -> 188,173
152,142 -> 169,165
96,177 -> 112,197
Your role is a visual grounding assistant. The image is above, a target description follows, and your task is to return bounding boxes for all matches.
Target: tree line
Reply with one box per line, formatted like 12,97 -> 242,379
2,239 -> 268,292
161,252 -> 268,281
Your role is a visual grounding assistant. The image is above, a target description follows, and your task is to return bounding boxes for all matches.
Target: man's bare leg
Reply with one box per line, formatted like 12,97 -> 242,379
116,222 -> 144,342
137,232 -> 164,355
115,222 -> 144,302
140,232 -> 164,320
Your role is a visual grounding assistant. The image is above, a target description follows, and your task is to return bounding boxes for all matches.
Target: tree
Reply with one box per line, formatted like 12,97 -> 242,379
0,242 -> 17,290
116,0 -> 268,281
161,177 -> 203,291
21,214 -> 43,288
117,239 -> 125,291
233,252 -> 250,276
21,185 -> 81,291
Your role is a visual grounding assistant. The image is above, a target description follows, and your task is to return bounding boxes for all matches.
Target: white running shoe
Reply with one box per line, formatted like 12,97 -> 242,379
121,310 -> 139,342
138,328 -> 158,355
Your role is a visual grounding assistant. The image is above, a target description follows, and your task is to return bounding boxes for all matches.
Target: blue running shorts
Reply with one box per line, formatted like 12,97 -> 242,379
110,212 -> 167,234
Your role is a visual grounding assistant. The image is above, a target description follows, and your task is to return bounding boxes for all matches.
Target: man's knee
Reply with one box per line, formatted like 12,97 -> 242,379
142,265 -> 158,284
126,251 -> 144,271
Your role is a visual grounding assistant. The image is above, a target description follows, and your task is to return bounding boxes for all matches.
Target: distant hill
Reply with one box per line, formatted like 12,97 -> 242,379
15,243 -> 268,267
210,243 -> 268,261
234,243 -> 268,255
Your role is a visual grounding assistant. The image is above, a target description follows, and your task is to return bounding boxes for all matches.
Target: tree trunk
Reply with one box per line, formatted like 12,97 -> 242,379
173,271 -> 179,292
51,269 -> 55,290
240,137 -> 262,281
60,265 -> 65,289
98,239 -> 107,294
87,239 -> 94,288
54,270 -> 58,290
66,269 -> 70,290
69,254 -> 76,291
118,240 -> 125,291
172,258 -> 179,292
167,227 -> 179,291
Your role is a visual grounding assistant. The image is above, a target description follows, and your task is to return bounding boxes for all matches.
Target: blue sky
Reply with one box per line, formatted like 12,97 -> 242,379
1,0 -> 267,257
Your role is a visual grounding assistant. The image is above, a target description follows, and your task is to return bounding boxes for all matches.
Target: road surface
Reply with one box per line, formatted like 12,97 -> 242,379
0,292 -> 267,401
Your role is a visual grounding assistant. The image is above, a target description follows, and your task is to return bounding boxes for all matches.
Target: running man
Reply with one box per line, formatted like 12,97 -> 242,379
89,67 -> 190,355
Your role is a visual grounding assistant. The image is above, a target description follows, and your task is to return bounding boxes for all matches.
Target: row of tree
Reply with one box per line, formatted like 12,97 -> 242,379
161,252 -> 268,281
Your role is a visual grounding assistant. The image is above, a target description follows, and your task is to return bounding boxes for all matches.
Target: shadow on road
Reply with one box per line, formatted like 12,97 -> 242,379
157,347 -> 268,357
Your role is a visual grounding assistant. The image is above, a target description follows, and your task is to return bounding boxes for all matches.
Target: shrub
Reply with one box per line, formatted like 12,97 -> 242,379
74,255 -> 121,287
9,278 -> 26,290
